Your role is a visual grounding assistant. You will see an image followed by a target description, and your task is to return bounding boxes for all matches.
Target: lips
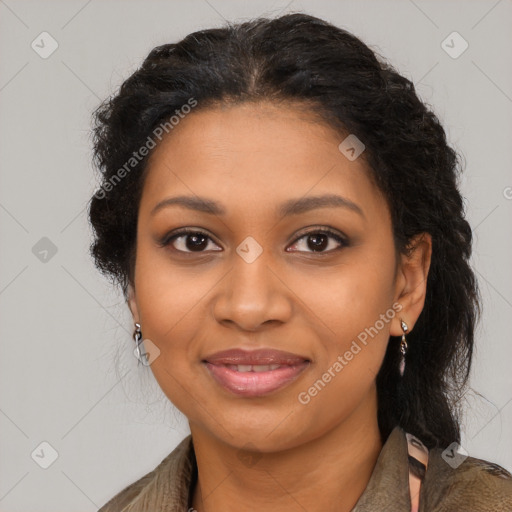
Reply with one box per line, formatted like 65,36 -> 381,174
203,348 -> 310,397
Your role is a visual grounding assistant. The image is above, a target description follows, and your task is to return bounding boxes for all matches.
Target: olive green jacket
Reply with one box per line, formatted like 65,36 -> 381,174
98,426 -> 512,511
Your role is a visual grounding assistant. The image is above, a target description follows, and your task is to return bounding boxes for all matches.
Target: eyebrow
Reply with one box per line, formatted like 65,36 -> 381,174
150,194 -> 365,219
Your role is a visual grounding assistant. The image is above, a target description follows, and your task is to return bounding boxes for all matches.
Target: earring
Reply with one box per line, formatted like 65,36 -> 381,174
399,319 -> 408,376
134,323 -> 143,364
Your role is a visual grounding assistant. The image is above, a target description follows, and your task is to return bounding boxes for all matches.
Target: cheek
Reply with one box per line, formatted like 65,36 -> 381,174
132,244 -> 211,390
133,258 -> 208,415
293,267 -> 395,437
134,239 -> 207,335
296,249 -> 397,394
300,251 -> 397,344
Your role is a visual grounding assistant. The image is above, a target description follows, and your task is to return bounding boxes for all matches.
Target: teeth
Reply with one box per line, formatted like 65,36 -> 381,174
253,365 -> 271,372
227,364 -> 282,372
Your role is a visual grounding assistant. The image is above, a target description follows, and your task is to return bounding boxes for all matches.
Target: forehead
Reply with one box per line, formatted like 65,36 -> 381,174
140,101 -> 387,220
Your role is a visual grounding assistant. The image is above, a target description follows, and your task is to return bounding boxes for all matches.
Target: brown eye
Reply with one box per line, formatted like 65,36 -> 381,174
161,229 -> 221,253
287,229 -> 348,254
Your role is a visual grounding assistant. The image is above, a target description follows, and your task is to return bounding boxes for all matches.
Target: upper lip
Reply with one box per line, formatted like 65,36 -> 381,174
203,348 -> 310,365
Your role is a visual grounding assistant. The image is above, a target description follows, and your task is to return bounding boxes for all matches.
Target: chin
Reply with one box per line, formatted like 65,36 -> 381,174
197,409 -> 310,452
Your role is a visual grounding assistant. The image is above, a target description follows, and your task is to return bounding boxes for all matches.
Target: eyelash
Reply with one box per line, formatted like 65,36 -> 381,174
159,227 -> 349,255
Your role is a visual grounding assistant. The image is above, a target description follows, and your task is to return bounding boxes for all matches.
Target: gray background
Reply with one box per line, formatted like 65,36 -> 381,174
1,0 -> 511,510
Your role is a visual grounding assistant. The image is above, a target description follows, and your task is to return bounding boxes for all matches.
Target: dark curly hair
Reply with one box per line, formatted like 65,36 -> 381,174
88,13 -> 480,449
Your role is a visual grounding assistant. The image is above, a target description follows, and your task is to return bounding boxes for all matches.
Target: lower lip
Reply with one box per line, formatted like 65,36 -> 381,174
204,362 -> 310,397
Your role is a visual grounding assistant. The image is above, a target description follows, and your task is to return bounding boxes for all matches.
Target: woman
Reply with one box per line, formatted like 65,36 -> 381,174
89,13 -> 512,512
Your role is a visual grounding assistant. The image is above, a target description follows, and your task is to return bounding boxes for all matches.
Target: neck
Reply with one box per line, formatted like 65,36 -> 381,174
190,388 -> 382,512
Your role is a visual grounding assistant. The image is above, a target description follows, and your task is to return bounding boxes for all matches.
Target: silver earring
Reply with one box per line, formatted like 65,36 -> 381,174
134,323 -> 143,364
399,319 -> 408,376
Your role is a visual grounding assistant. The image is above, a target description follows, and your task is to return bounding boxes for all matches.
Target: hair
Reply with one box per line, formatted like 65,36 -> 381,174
88,12 -> 480,449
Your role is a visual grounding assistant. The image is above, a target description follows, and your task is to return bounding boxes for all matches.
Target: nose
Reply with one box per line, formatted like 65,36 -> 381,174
211,249 -> 293,332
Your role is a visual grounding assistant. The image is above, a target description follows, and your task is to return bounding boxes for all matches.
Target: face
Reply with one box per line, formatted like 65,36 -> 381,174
128,101 -> 429,452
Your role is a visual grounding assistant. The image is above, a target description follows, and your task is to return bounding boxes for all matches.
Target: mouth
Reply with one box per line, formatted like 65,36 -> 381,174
202,348 -> 311,397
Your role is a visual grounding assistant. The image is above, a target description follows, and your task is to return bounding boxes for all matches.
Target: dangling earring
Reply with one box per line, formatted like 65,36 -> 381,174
399,319 -> 408,376
134,322 -> 143,364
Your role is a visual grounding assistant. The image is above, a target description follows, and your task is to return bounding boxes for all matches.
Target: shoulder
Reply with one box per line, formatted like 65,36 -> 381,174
97,435 -> 194,512
421,447 -> 512,511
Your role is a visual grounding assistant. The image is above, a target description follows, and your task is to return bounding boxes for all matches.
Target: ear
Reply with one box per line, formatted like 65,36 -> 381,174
127,284 -> 140,324
390,233 -> 432,336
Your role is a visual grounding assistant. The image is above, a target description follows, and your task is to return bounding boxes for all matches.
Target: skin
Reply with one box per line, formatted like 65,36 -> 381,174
127,101 -> 432,512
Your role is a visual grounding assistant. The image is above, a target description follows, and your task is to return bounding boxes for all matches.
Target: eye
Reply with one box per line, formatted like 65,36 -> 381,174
160,229 -> 222,253
287,228 -> 348,254
159,227 -> 348,255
